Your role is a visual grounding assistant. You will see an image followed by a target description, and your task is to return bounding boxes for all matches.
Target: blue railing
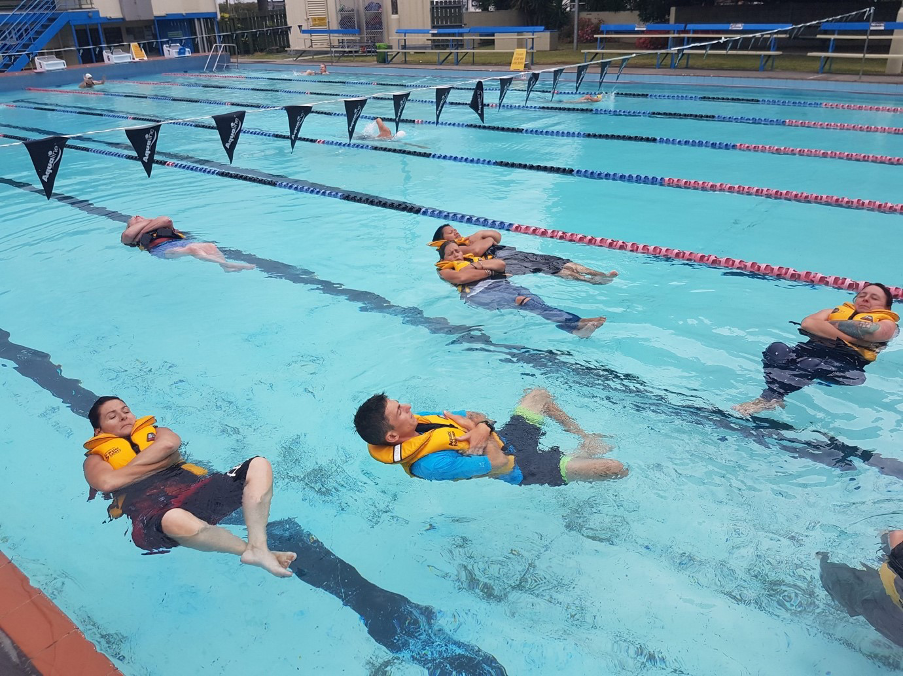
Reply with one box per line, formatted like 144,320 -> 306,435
0,0 -> 59,72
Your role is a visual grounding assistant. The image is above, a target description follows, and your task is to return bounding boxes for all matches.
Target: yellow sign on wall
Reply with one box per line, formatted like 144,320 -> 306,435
510,48 -> 527,70
310,16 -> 328,28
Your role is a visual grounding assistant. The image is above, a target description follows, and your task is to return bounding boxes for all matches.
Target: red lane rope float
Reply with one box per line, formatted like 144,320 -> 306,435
0,126 -> 899,300
822,102 -> 902,113
15,89 -> 904,215
506,224 -> 903,300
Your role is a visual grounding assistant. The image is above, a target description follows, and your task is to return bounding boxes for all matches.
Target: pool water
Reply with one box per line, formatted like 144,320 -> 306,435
0,64 -> 901,675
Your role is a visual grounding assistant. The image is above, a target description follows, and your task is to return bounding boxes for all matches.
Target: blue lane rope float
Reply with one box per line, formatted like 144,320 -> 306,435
5,103 -> 901,212
1,124 -> 900,299
46,82 -> 902,135
166,72 -> 904,114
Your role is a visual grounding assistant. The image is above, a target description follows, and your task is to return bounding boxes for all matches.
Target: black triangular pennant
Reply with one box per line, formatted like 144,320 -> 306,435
435,87 -> 451,123
575,63 -> 589,92
468,81 -> 484,123
285,105 -> 312,152
524,72 -> 539,104
550,68 -> 563,100
344,98 -> 367,141
392,92 -> 410,133
615,58 -> 628,82
24,136 -> 67,199
498,77 -> 513,107
212,110 -> 245,163
598,62 -> 609,90
124,124 -> 161,177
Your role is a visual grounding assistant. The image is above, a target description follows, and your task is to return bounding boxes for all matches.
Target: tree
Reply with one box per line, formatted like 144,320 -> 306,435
509,0 -> 567,29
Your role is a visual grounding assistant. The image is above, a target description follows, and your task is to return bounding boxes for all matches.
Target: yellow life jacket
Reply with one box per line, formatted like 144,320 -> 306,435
879,561 -> 902,608
368,414 -> 503,477
826,302 -> 899,362
436,254 -> 488,294
84,415 -> 206,520
84,415 -> 158,469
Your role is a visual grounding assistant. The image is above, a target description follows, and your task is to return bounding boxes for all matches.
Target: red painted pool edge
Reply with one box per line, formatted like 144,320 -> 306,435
0,548 -> 122,676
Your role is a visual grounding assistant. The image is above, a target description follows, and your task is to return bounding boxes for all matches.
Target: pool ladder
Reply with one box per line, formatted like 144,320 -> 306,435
204,43 -> 239,72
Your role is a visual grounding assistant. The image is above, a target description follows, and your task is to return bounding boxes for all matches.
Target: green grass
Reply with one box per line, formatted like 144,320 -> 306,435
261,43 -> 898,76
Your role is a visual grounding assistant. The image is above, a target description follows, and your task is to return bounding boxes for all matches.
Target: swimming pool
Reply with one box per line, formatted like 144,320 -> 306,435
0,63 -> 901,675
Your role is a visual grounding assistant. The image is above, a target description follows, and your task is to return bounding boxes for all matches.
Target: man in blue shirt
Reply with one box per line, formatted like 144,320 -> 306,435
355,388 -> 627,485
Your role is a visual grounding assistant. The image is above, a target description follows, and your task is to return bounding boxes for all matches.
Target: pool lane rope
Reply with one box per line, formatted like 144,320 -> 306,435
6,100 -> 901,216
166,72 -> 904,115
88,80 -> 903,136
1,125 -> 899,301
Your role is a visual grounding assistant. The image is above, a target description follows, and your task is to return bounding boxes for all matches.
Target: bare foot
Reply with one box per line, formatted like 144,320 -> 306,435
241,545 -> 294,577
572,316 -> 606,338
221,262 -> 256,273
732,397 -> 786,418
275,551 -> 297,570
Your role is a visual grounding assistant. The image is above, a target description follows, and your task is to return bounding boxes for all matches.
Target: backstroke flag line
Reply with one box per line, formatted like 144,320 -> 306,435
550,68 -> 564,100
575,63 -> 589,92
497,77 -> 513,107
392,93 -> 410,133
24,135 -> 67,199
344,98 -> 367,141
435,87 -> 452,123
213,110 -> 245,163
524,72 -> 539,104
468,81 -> 485,123
285,105 -> 313,152
124,124 -> 160,177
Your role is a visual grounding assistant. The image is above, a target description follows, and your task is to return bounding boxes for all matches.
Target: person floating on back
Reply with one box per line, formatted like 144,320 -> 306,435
733,284 -> 899,417
430,224 -> 617,285
83,397 -> 295,576
121,215 -> 254,272
79,73 -> 105,89
436,240 -> 607,337
354,388 -> 626,485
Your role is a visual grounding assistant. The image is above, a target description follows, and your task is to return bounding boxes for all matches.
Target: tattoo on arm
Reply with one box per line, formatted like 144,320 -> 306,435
832,320 -> 881,340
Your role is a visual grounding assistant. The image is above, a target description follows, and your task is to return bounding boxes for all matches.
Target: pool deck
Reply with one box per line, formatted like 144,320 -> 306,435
0,548 -> 121,676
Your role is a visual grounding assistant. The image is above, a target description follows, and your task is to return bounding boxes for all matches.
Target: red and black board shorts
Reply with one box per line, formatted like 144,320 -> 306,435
116,458 -> 255,553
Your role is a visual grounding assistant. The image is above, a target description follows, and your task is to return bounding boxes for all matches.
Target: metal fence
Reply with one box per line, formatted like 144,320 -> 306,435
217,10 -> 289,55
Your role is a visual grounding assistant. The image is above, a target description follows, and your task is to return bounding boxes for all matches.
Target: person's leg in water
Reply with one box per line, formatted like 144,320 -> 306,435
160,458 -> 296,577
466,281 -> 606,337
165,242 -> 255,272
734,342 -> 866,417
556,262 -> 618,285
266,519 -> 506,674
734,342 -> 809,416
515,388 -> 626,481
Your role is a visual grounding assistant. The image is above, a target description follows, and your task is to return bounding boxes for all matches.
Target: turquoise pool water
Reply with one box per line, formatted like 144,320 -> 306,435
0,64 -> 901,675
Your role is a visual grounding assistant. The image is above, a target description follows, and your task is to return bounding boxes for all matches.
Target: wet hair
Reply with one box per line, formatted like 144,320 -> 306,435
437,241 -> 453,260
862,282 -> 893,309
88,396 -> 123,430
353,393 -> 392,445
431,224 -> 452,242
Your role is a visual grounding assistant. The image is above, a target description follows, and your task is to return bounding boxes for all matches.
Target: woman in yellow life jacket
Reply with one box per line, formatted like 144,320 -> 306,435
437,241 -> 608,338
430,224 -> 617,284
120,215 -> 254,272
734,284 -> 899,417
83,396 -> 296,576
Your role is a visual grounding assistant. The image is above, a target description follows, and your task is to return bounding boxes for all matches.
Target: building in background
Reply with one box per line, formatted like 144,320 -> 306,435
0,0 -> 220,72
